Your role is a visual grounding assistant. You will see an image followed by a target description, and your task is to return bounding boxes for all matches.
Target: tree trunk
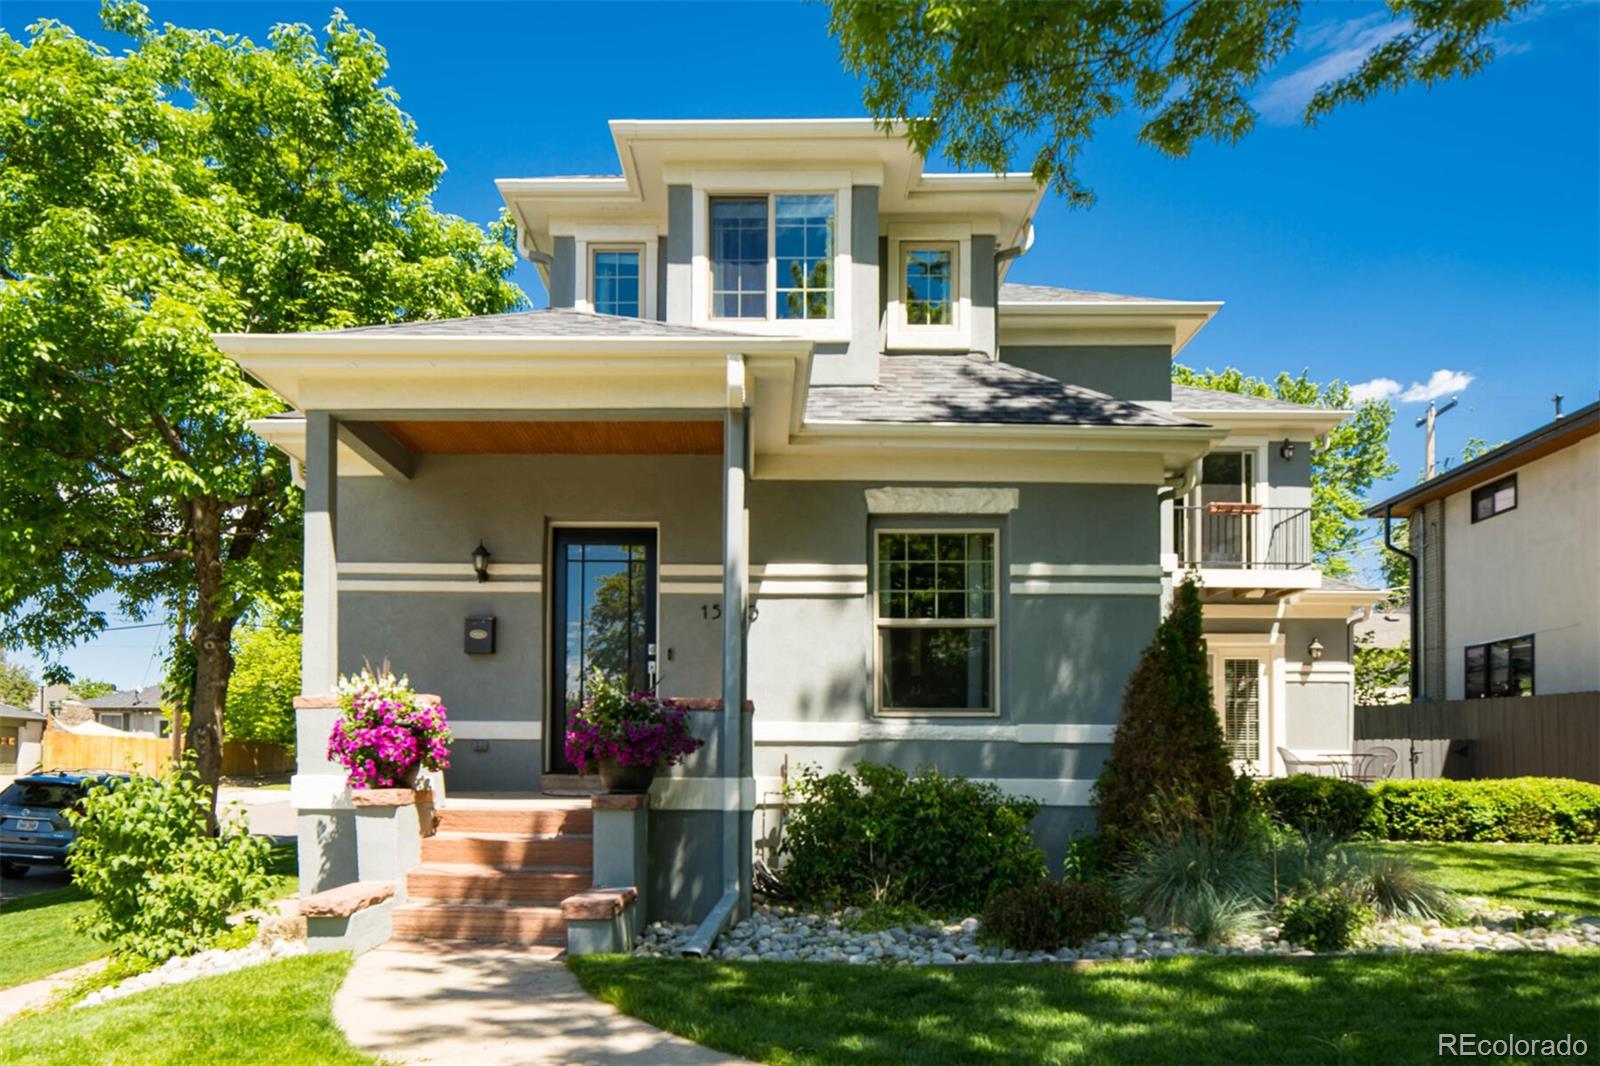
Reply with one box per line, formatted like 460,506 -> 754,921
186,502 -> 236,831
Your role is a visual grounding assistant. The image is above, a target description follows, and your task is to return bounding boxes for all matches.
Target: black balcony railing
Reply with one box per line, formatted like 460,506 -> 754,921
1175,504 -> 1313,569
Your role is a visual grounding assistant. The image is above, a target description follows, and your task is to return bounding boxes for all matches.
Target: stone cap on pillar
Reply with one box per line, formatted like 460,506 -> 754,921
351,788 -> 430,807
671,698 -> 755,712
561,886 -> 638,921
294,694 -> 442,711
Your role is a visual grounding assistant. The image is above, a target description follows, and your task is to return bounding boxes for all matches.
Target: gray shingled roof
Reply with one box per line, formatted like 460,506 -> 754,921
0,701 -> 46,721
314,308 -> 764,340
1000,282 -> 1178,305
807,355 -> 1203,428
1171,385 -> 1325,413
82,685 -> 165,710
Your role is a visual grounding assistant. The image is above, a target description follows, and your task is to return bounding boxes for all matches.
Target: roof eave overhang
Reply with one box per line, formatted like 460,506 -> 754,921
998,301 -> 1223,353
1172,408 -> 1352,438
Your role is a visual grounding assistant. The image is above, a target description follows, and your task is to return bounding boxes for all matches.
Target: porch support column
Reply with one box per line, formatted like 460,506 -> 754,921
721,355 -> 751,917
303,411 -> 339,697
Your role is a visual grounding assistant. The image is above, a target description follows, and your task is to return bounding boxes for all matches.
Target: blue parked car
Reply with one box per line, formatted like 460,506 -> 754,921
0,770 -> 127,879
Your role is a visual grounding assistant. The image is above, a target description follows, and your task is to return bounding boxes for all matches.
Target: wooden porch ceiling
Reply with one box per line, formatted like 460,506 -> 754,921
379,420 -> 723,456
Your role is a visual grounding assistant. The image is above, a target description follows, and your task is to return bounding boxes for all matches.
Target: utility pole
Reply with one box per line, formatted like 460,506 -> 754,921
1416,397 -> 1459,479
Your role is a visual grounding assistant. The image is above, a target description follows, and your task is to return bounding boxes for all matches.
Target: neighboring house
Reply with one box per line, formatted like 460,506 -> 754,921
219,119 -> 1378,916
76,685 -> 168,736
1368,400 -> 1599,701
0,703 -> 46,777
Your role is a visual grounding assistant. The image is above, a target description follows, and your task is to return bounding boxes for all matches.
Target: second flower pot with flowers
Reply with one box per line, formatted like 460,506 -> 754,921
564,670 -> 705,794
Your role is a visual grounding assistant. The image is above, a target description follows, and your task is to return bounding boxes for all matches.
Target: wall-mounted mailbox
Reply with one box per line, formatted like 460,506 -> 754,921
465,615 -> 496,655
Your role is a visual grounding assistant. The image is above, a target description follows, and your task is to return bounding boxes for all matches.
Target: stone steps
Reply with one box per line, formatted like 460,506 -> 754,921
407,863 -> 591,904
436,804 -> 592,836
391,901 -> 568,945
421,830 -> 594,867
395,798 -> 594,947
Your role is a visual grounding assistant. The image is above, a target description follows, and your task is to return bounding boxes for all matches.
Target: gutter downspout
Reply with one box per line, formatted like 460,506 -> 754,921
1380,504 -> 1420,700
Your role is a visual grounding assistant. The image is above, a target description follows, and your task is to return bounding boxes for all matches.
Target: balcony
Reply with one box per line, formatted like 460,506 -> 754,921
1174,504 -> 1319,593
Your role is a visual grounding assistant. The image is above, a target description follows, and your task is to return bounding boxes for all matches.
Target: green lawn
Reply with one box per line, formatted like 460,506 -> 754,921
1367,843 -> 1600,914
0,841 -> 299,991
0,887 -> 106,990
570,953 -> 1600,1065
0,953 -> 371,1066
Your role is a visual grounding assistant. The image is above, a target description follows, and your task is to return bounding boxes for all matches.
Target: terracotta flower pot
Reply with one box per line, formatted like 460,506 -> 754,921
597,757 -> 656,794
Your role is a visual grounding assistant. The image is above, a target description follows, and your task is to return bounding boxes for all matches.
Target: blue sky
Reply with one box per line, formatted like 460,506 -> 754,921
6,1 -> 1597,687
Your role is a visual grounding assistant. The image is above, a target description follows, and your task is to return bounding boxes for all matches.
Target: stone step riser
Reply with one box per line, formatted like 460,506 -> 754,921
406,868 -> 591,905
437,808 -> 593,835
391,904 -> 566,944
420,835 -> 593,867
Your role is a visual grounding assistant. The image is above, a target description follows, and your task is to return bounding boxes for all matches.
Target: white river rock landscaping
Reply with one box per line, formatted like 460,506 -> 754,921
74,940 -> 309,1009
633,902 -> 1600,965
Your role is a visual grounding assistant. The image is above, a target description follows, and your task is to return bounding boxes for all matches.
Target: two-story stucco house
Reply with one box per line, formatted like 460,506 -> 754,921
1369,400 -> 1599,702
221,120 -> 1378,937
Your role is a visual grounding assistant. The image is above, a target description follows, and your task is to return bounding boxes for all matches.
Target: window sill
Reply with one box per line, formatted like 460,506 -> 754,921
873,708 -> 1001,719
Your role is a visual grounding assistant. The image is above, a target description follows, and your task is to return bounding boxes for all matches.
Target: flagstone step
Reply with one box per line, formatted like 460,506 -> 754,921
407,863 -> 591,904
421,831 -> 594,867
391,902 -> 567,945
436,805 -> 593,836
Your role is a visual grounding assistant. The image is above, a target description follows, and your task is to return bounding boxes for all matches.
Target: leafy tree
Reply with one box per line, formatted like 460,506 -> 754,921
70,679 -> 118,700
1094,579 -> 1237,857
830,0 -> 1533,205
0,3 -> 524,815
225,622 -> 300,748
1354,631 -> 1409,706
0,652 -> 38,709
1173,365 -> 1397,578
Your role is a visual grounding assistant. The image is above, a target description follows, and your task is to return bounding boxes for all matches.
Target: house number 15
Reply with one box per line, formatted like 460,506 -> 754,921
700,603 -> 758,623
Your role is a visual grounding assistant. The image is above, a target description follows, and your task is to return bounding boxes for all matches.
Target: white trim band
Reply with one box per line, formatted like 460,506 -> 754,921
865,487 -> 1020,515
338,579 -> 542,594
751,721 -> 1117,745
338,562 -> 542,577
1010,580 -> 1163,596
1009,564 -> 1164,578
450,720 -> 542,741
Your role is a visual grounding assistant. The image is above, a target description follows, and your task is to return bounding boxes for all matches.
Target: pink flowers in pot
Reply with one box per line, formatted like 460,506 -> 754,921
328,666 -> 453,790
563,670 -> 704,774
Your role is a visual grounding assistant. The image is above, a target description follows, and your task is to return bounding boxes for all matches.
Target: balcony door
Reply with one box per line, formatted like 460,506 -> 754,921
1185,451 -> 1255,567
548,528 -> 657,773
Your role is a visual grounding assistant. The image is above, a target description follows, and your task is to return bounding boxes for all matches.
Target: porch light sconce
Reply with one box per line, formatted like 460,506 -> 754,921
1279,439 -> 1295,461
471,541 -> 492,583
1308,636 -> 1324,661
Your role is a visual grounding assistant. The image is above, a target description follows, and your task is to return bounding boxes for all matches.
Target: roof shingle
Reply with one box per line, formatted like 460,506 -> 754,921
807,355 -> 1202,428
1000,282 -> 1179,305
1171,385 -> 1326,413
312,308 -> 764,340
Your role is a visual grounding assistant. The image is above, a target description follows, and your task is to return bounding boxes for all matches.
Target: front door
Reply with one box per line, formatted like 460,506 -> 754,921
548,528 -> 657,772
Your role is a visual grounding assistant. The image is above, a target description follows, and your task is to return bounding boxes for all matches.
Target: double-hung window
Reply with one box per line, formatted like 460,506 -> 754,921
874,531 -> 997,715
1464,635 -> 1534,698
1470,474 -> 1516,522
902,244 -> 955,326
710,193 -> 836,320
590,247 -> 642,318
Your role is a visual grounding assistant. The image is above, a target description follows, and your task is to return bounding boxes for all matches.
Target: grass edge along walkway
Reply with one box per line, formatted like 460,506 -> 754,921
569,952 -> 1600,1066
0,952 -> 371,1066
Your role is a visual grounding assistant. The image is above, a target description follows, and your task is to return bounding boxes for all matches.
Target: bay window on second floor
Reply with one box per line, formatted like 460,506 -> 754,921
710,193 -> 836,320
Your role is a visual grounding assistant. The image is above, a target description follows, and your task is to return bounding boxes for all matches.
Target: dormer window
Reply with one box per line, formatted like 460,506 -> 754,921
886,223 -> 973,350
710,193 -> 836,320
591,246 -> 642,318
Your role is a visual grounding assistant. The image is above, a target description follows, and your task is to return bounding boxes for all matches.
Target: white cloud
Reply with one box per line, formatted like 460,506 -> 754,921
1350,369 -> 1475,405
1350,378 -> 1402,403
1254,14 -> 1412,124
1399,369 -> 1475,403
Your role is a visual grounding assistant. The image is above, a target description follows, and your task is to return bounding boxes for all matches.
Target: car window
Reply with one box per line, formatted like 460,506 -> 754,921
0,782 -> 81,809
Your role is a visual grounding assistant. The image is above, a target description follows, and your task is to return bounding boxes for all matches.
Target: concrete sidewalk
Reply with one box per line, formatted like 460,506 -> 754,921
333,943 -> 740,1065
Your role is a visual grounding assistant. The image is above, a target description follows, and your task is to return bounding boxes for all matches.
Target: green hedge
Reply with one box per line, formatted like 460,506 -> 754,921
1258,775 -> 1375,838
1369,778 -> 1600,844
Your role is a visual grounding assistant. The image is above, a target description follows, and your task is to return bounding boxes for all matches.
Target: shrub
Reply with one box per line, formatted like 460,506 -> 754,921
1062,832 -> 1108,882
981,880 -> 1124,952
1119,825 -> 1269,928
1183,884 -> 1265,946
1370,778 -> 1600,844
1258,775 -> 1375,839
778,762 -> 1047,912
1276,884 -> 1371,951
1360,852 -> 1459,921
66,758 -> 273,964
1094,580 -> 1238,858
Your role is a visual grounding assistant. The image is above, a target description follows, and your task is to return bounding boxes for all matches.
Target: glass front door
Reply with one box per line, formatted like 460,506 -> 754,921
548,528 -> 657,772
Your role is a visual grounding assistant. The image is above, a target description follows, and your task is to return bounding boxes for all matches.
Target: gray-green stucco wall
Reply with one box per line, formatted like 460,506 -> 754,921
1001,345 -> 1173,403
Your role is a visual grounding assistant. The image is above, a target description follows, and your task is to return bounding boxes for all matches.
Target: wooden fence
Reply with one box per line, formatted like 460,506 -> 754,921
41,729 -> 294,778
1356,690 -> 1600,782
